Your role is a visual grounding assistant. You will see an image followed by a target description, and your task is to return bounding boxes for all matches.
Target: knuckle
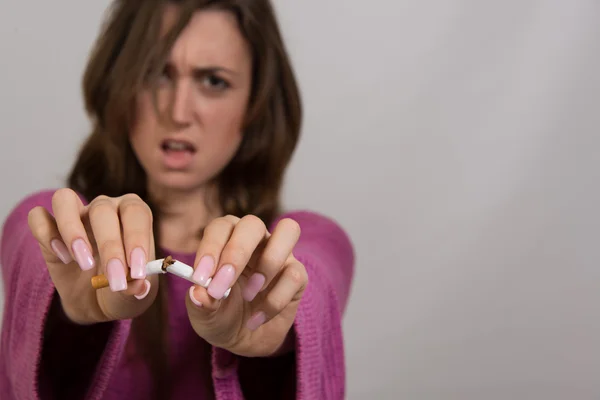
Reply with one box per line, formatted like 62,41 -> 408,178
60,220 -> 84,237
205,218 -> 235,237
242,214 -> 266,231
27,206 -> 43,227
199,236 -> 226,254
27,210 -> 52,240
88,200 -> 116,220
279,218 -> 301,236
261,252 -> 285,269
52,188 -> 76,207
94,195 -> 112,203
286,264 -> 308,286
221,246 -> 247,267
124,229 -> 146,244
33,224 -> 53,242
266,295 -> 287,313
98,239 -> 124,260
223,214 -> 240,224
120,193 -> 142,203
123,231 -> 149,254
119,200 -> 152,220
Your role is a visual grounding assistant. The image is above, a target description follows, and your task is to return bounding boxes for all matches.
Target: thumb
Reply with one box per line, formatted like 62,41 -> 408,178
186,285 -> 221,317
186,285 -> 243,349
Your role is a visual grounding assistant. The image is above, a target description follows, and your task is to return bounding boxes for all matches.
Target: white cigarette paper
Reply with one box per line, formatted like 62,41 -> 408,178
145,259 -> 231,299
145,259 -> 167,276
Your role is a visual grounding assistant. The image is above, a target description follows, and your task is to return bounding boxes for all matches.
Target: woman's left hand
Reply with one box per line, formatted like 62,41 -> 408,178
185,215 -> 307,357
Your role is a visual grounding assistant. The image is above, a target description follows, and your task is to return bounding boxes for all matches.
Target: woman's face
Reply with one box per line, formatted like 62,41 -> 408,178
130,6 -> 252,194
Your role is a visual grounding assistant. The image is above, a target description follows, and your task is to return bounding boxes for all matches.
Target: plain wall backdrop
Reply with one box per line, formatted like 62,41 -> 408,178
2,1 -> 600,399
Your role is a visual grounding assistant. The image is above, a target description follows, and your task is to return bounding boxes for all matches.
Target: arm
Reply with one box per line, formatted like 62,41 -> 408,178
0,190 -> 132,400
227,211 -> 355,399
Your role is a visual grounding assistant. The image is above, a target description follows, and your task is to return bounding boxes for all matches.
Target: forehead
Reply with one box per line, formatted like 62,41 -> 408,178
161,5 -> 250,69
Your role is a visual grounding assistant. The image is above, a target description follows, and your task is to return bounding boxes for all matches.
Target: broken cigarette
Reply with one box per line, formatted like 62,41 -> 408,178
90,256 -> 231,299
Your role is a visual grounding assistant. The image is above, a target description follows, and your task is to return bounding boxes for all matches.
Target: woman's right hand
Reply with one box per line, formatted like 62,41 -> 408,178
27,188 -> 158,325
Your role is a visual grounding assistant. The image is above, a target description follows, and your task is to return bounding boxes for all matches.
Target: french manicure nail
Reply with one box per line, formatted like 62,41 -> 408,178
246,312 -> 267,331
134,280 -> 151,300
130,247 -> 146,279
72,238 -> 95,271
106,259 -> 127,292
189,286 -> 203,308
207,264 -> 235,300
51,239 -> 73,264
242,273 -> 266,302
192,255 -> 214,287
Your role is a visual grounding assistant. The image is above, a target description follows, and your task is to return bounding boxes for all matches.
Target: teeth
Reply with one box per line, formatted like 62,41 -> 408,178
165,141 -> 189,151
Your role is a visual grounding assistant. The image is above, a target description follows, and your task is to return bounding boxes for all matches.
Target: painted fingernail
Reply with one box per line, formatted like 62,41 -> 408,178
134,280 -> 151,300
189,286 -> 203,308
207,264 -> 235,300
130,247 -> 146,279
242,273 -> 266,302
72,238 -> 95,271
51,239 -> 73,264
106,259 -> 127,292
192,255 -> 214,287
246,312 -> 267,331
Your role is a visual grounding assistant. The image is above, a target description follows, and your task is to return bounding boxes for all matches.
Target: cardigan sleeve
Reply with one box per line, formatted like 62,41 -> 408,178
212,210 -> 355,400
0,190 -> 132,400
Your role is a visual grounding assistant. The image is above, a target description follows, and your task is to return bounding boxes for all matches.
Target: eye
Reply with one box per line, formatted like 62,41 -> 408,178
201,74 -> 230,91
157,65 -> 174,85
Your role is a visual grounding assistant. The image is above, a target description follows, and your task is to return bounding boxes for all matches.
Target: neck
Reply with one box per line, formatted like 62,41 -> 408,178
148,183 -> 221,254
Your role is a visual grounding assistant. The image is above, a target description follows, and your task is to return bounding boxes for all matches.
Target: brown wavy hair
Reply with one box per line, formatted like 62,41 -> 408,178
67,0 -> 302,396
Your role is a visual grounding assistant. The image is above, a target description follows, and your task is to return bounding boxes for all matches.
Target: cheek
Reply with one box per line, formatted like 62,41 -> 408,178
129,95 -> 158,155
200,98 -> 247,145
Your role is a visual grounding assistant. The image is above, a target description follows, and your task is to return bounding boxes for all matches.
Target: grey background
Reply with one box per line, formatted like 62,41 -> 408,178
2,1 -> 600,399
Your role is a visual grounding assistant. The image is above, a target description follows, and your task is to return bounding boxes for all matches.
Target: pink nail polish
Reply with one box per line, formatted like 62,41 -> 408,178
106,259 -> 127,292
246,312 -> 266,331
207,264 -> 235,300
192,255 -> 214,287
134,280 -> 151,300
130,247 -> 146,279
72,239 -> 95,271
242,273 -> 266,302
189,286 -> 203,308
51,239 -> 73,264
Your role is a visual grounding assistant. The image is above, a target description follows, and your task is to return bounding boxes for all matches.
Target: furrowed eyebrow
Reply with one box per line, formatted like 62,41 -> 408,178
192,66 -> 238,77
163,62 -> 238,78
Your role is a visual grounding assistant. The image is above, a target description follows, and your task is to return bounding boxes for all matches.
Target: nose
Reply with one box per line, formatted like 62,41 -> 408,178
170,79 -> 193,127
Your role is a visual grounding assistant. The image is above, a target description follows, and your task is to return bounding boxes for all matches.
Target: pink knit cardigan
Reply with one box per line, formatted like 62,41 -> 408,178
0,190 -> 354,399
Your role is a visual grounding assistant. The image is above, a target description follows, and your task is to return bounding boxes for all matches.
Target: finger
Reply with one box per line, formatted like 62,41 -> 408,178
52,188 -> 95,271
134,279 -> 152,300
191,215 -> 239,288
87,197 -> 129,292
118,194 -> 153,280
247,259 -> 308,332
207,215 -> 267,300
28,206 -> 79,284
242,218 -> 301,302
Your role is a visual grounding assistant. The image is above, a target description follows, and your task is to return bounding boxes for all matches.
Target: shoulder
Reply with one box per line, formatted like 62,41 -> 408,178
14,188 -> 58,209
274,210 -> 349,236
2,188 -> 87,227
273,209 -> 355,258
3,189 -> 56,225
1,189 -> 59,255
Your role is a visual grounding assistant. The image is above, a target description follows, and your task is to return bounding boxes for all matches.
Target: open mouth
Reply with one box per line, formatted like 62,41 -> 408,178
161,139 -> 196,153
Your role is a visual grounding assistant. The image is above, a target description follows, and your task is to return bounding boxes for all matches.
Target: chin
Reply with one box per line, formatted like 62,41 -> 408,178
150,171 -> 210,193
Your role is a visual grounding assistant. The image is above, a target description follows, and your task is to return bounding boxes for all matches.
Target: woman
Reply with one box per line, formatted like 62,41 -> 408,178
0,0 -> 354,399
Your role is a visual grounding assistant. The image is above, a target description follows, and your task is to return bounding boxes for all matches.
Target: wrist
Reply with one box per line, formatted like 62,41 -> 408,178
57,294 -> 104,326
268,326 -> 296,357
